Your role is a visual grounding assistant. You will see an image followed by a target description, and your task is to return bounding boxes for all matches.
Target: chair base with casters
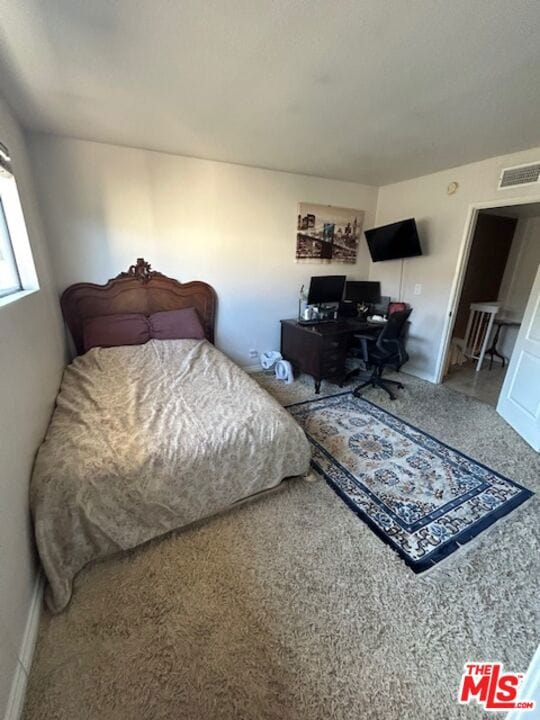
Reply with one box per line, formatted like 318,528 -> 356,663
352,366 -> 405,401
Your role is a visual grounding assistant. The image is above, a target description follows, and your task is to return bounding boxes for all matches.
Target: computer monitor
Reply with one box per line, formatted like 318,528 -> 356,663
344,281 -> 381,305
307,275 -> 346,305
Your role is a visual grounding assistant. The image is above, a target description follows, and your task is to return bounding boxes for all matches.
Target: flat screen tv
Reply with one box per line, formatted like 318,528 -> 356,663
365,218 -> 422,262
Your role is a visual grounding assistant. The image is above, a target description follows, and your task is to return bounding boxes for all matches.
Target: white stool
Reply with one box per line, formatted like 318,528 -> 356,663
462,302 -> 500,371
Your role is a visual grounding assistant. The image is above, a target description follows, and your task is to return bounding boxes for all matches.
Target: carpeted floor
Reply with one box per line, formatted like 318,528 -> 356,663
23,371 -> 539,720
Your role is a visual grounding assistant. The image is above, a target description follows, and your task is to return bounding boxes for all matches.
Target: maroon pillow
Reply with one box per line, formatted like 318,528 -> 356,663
148,307 -> 205,340
83,313 -> 150,352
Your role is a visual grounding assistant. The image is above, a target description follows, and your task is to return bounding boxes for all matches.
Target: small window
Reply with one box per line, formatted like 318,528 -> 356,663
0,141 -> 39,303
0,196 -> 22,297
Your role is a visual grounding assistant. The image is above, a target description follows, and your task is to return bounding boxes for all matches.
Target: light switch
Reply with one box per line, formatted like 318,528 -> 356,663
414,284 -> 422,295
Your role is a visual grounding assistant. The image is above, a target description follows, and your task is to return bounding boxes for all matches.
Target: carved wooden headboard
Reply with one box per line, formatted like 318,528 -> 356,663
61,259 -> 217,355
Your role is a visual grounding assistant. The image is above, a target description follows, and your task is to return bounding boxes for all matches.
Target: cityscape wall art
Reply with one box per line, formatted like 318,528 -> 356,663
296,203 -> 364,263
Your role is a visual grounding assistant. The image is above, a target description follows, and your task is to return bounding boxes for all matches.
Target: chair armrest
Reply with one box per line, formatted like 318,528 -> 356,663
379,338 -> 400,348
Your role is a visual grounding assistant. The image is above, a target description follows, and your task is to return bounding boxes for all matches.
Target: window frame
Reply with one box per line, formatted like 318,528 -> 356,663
0,193 -> 23,298
0,142 -> 39,306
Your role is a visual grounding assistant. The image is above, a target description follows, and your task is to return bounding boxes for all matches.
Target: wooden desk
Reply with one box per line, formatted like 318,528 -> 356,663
280,318 -> 383,393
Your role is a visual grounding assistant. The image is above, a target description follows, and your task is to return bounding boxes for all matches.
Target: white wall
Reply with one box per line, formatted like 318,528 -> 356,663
0,102 -> 65,716
28,134 -> 379,366
22,133 -> 540,384
372,147 -> 540,381
497,215 -> 540,358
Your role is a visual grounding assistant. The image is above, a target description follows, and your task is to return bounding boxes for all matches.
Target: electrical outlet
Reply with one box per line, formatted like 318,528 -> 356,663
414,284 -> 422,295
248,349 -> 258,359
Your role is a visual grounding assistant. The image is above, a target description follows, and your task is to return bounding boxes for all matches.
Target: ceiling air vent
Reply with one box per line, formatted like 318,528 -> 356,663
498,162 -> 540,190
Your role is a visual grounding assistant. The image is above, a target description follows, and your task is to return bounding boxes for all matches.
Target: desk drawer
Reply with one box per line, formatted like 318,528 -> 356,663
322,335 -> 347,351
320,349 -> 346,367
320,352 -> 346,377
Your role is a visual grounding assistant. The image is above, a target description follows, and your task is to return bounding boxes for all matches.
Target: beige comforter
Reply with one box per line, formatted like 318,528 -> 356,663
31,339 -> 311,612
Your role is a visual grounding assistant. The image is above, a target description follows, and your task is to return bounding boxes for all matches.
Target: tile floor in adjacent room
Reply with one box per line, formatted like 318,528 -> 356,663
443,361 -> 507,407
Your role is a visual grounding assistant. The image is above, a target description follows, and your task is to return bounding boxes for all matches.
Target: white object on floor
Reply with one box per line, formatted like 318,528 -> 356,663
274,359 -> 293,384
497,265 -> 540,451
462,302 -> 499,371
260,350 -> 282,370
447,337 -> 467,370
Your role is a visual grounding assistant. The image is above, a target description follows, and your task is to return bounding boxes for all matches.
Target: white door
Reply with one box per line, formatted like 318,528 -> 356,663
497,265 -> 540,451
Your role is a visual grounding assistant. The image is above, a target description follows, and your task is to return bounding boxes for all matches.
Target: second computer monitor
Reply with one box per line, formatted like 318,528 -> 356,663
344,281 -> 381,305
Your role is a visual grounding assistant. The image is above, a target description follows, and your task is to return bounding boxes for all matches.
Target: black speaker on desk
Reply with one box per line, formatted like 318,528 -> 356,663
339,300 -> 358,318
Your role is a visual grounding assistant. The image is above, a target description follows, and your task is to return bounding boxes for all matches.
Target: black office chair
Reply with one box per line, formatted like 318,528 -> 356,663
349,309 -> 412,400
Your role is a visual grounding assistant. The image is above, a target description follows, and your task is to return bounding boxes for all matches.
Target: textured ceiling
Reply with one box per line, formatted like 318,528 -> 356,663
1,0 -> 539,185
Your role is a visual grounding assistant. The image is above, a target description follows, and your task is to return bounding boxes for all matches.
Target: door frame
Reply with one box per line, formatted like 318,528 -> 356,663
434,193 -> 540,384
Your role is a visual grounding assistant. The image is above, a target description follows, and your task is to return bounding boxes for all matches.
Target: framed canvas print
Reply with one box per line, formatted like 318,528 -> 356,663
296,203 -> 364,263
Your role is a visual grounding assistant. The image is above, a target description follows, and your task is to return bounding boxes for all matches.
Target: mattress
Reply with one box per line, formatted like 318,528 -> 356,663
31,339 -> 311,612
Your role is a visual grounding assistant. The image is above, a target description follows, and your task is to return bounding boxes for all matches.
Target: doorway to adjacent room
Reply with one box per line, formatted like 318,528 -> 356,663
441,201 -> 540,408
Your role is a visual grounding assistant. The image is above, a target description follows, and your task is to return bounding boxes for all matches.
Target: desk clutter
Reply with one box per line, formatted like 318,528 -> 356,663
299,276 -> 385,324
298,276 -> 408,325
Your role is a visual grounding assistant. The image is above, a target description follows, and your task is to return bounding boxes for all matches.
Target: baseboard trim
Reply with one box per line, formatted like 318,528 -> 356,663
3,660 -> 26,720
404,366 -> 438,384
4,572 -> 43,720
242,364 -> 262,374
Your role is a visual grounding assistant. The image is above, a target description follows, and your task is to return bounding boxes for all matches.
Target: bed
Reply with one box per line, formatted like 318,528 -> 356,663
31,259 -> 311,613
